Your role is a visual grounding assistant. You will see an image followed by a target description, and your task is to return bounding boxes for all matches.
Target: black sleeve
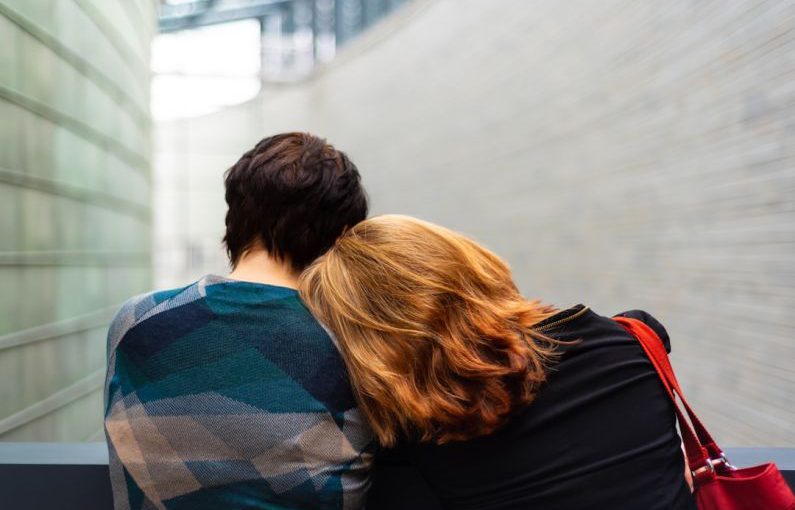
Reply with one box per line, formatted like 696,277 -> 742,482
613,309 -> 671,353
366,448 -> 443,510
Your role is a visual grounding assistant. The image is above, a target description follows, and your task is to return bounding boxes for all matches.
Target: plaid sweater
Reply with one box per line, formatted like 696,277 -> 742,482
104,275 -> 373,510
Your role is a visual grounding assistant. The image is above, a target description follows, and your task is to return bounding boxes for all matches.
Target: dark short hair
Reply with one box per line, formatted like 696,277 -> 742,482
223,132 -> 368,272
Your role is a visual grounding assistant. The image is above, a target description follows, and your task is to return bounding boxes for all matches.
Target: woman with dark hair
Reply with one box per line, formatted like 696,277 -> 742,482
299,214 -> 695,510
105,133 -> 372,510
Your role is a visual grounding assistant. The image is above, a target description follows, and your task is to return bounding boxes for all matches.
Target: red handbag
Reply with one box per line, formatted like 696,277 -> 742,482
614,317 -> 795,510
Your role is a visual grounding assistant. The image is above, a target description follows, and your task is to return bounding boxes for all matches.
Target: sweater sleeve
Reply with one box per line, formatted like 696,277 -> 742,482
613,309 -> 672,353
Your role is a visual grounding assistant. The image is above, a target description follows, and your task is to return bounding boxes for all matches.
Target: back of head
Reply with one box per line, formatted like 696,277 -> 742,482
223,132 -> 368,272
299,215 -> 559,447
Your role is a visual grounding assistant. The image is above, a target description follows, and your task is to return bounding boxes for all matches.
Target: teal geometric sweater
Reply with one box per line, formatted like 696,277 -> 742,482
104,275 -> 373,510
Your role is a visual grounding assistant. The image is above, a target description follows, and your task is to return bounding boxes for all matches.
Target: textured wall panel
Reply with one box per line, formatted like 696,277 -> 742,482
154,0 -> 795,445
0,0 -> 155,441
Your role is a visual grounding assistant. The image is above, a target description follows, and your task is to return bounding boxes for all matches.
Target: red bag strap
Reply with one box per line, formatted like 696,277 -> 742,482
613,317 -> 726,482
615,318 -> 721,451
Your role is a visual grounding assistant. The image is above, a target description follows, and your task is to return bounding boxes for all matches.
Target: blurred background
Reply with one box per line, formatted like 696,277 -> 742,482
0,0 -> 793,447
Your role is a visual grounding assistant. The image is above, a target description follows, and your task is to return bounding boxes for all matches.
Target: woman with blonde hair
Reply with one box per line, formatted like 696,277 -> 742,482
299,215 -> 695,510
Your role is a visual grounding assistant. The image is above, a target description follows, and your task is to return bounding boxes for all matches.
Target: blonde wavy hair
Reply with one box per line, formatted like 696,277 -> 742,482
299,215 -> 560,446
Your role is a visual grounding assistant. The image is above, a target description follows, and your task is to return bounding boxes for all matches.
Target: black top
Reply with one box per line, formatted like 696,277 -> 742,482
366,306 -> 696,510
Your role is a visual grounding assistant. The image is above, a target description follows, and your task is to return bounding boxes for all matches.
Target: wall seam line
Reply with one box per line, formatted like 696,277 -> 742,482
0,250 -> 151,267
0,85 -> 150,174
72,0 -> 151,75
0,305 -> 119,351
0,167 -> 150,220
0,2 -> 151,128
0,369 -> 106,435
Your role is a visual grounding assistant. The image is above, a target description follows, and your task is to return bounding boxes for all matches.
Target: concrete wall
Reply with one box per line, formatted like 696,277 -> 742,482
154,0 -> 795,446
0,0 -> 155,441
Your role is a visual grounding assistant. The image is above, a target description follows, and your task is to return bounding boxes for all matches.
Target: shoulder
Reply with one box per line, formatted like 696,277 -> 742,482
612,309 -> 671,353
106,283 -> 196,355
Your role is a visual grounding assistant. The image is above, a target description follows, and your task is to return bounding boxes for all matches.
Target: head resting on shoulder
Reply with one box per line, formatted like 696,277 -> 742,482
299,215 -> 560,446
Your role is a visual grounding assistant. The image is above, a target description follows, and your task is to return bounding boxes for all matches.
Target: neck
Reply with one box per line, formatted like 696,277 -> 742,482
228,248 -> 300,289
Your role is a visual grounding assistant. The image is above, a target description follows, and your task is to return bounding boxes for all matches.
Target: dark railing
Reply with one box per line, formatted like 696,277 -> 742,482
1,443 -> 794,510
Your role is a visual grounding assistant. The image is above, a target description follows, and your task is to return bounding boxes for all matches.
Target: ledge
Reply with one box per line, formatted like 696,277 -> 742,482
0,442 -> 109,465
0,443 -> 793,510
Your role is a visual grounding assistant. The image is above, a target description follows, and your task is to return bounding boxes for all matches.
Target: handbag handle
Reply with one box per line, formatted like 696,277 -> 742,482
613,317 -> 728,484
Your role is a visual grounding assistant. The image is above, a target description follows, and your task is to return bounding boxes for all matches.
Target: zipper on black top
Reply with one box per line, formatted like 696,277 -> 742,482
533,306 -> 590,332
